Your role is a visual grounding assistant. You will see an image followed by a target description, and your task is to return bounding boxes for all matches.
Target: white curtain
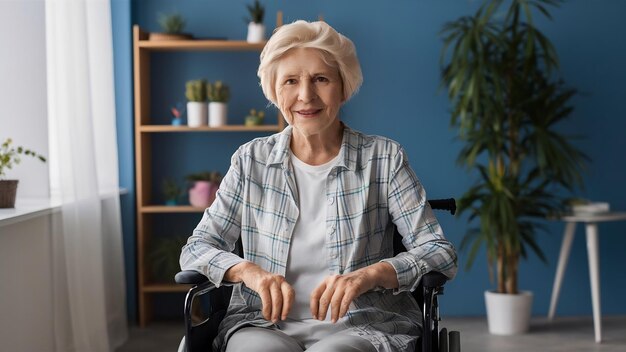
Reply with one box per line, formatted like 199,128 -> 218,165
45,0 -> 128,351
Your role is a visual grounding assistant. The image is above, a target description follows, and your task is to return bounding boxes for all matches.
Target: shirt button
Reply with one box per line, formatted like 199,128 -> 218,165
330,252 -> 338,259
327,197 -> 335,205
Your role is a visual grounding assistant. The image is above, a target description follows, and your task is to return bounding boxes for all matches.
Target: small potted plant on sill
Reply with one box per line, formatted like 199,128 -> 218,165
162,177 -> 183,206
186,79 -> 208,127
245,108 -> 265,126
0,138 -> 46,208
206,80 -> 230,127
150,12 -> 193,41
245,0 -> 265,43
186,171 -> 222,208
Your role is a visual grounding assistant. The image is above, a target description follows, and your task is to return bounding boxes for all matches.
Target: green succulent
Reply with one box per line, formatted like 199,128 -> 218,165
206,81 -> 230,103
157,13 -> 186,34
185,79 -> 207,102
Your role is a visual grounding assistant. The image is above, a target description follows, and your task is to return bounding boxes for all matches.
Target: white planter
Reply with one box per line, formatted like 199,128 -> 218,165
485,290 -> 533,335
187,102 -> 207,127
208,102 -> 228,127
246,22 -> 265,43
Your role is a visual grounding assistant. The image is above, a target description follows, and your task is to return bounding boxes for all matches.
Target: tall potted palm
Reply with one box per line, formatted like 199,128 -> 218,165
440,0 -> 587,334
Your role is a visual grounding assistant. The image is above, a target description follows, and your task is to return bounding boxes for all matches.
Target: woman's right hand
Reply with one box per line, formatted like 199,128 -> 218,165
224,261 -> 295,323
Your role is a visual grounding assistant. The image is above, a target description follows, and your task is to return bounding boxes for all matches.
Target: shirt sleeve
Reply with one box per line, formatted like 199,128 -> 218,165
179,147 -> 247,287
380,147 -> 458,293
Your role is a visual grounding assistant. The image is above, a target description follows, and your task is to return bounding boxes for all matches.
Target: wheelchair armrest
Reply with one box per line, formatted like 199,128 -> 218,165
175,270 -> 210,285
422,271 -> 448,288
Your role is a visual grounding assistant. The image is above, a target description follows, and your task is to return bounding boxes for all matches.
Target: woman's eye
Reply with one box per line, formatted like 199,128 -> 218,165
315,76 -> 329,82
284,79 -> 296,85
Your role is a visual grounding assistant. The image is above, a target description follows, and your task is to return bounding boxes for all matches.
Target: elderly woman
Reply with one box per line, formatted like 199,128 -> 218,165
180,20 -> 457,352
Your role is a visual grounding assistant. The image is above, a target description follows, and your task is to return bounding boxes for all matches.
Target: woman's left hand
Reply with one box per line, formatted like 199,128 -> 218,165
310,262 -> 398,323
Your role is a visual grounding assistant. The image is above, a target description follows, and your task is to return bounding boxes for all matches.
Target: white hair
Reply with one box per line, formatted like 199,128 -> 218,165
258,20 -> 363,105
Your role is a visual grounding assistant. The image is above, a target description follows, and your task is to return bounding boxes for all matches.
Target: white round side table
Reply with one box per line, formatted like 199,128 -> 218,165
548,211 -> 626,343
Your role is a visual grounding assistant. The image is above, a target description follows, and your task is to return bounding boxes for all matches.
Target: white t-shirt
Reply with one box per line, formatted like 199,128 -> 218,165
284,151 -> 340,320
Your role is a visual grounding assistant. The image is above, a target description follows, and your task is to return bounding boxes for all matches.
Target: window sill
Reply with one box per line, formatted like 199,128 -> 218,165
0,188 -> 127,228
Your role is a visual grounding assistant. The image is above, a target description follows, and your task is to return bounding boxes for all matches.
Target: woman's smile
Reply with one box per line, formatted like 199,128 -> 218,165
295,108 -> 323,118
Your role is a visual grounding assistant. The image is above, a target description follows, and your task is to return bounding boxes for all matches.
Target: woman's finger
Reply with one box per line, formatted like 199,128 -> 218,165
338,285 -> 357,319
269,279 -> 284,323
309,281 -> 326,319
329,284 -> 345,323
316,275 -> 338,321
257,285 -> 272,321
281,281 -> 295,320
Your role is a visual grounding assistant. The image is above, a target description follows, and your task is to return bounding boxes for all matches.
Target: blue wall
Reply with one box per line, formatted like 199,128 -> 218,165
113,0 -> 626,321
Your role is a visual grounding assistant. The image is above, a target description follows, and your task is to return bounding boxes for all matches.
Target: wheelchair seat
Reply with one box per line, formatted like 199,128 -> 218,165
176,198 -> 460,352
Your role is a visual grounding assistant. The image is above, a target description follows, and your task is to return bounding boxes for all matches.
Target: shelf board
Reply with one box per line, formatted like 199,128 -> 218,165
138,39 -> 266,51
142,284 -> 191,293
141,205 -> 206,213
139,125 -> 282,133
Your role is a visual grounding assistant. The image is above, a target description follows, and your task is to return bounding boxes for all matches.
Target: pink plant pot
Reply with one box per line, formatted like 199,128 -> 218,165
189,181 -> 219,208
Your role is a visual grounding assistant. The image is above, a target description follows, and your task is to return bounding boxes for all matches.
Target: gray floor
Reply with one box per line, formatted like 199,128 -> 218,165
116,316 -> 626,352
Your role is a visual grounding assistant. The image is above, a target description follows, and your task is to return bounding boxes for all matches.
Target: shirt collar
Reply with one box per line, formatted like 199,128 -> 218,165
265,123 -> 358,171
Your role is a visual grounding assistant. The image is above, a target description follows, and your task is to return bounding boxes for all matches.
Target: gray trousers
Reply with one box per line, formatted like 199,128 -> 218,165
225,326 -> 377,352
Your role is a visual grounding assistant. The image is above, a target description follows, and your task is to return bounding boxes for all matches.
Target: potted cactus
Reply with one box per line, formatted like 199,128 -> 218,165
150,12 -> 192,41
245,0 -> 265,43
185,79 -> 208,127
186,171 -> 222,208
245,108 -> 265,126
206,80 -> 230,127
0,138 -> 46,208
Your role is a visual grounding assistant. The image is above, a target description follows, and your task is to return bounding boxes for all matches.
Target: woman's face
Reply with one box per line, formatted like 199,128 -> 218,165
275,48 -> 344,138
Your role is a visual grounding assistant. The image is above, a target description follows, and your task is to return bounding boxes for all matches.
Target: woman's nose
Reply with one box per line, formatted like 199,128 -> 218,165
297,81 -> 317,102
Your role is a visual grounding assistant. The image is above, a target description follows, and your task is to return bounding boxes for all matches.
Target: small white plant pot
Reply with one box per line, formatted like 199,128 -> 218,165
246,22 -> 265,43
187,102 -> 208,127
485,290 -> 533,335
209,102 -> 228,127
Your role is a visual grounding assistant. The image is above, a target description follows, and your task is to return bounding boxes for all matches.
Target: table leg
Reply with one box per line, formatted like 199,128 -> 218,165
585,223 -> 602,343
548,222 -> 576,320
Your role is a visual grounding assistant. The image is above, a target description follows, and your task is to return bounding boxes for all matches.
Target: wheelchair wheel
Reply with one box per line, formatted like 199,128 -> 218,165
177,336 -> 186,352
438,328 -> 448,352
449,330 -> 460,352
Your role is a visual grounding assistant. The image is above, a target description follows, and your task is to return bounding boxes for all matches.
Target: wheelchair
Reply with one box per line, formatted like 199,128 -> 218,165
175,199 -> 460,352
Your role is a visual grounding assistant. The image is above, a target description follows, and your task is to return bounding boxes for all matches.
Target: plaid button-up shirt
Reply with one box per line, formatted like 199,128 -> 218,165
180,124 -> 457,351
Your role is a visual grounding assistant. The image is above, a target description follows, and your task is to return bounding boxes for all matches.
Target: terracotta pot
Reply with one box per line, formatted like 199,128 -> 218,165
0,179 -> 18,208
